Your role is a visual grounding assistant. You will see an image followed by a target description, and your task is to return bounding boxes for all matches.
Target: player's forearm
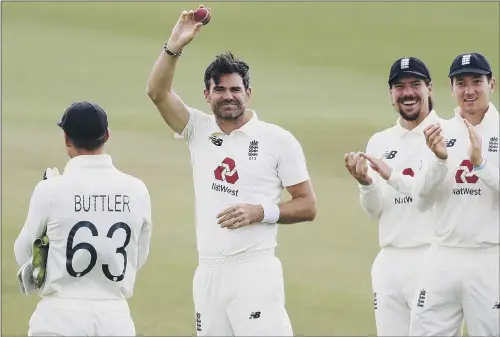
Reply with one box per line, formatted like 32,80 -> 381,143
413,157 -> 448,210
276,195 -> 317,224
474,159 -> 499,192
387,173 -> 414,197
146,47 -> 180,101
358,183 -> 384,219
137,230 -> 151,271
14,231 -> 32,267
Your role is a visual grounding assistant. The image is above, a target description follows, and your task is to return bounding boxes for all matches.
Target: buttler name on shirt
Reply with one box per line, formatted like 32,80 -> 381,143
74,194 -> 131,212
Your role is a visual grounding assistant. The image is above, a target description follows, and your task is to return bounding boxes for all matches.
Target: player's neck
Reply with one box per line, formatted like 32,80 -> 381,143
72,148 -> 106,158
460,104 -> 489,126
215,110 -> 252,135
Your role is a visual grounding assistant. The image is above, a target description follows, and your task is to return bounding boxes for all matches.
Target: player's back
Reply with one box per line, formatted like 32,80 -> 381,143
40,155 -> 151,300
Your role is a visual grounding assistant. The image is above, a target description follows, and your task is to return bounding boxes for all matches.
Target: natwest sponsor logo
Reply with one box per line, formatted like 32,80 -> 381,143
214,157 -> 239,184
212,182 -> 239,196
453,160 -> 481,196
213,157 -> 240,197
453,187 -> 482,196
455,160 -> 479,184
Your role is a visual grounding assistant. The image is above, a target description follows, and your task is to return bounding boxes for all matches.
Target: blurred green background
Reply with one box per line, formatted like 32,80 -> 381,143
2,1 -> 499,336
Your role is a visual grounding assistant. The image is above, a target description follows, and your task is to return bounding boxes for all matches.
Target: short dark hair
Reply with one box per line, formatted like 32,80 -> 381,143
204,52 -> 250,90
69,136 -> 105,151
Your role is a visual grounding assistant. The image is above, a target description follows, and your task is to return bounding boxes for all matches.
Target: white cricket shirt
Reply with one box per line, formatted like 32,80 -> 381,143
359,110 -> 442,248
176,108 -> 310,258
413,103 -> 499,248
14,154 -> 152,300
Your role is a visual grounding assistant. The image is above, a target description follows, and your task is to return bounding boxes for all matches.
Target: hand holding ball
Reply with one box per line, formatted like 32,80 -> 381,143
193,7 -> 211,25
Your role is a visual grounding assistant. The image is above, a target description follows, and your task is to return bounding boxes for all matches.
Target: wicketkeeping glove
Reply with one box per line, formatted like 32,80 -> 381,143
17,167 -> 59,295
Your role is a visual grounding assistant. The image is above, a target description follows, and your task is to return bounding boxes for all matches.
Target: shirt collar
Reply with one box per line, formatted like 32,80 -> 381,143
453,102 -> 499,127
63,154 -> 114,174
394,110 -> 440,137
209,109 -> 260,137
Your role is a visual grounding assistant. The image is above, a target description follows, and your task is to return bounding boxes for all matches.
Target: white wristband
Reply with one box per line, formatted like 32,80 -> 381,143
262,204 -> 280,224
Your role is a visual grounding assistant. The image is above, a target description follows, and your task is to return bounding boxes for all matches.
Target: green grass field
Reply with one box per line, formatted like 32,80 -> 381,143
2,1 -> 499,336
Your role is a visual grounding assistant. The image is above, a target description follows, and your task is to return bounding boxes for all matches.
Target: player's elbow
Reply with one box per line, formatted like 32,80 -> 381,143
303,197 -> 317,221
146,84 -> 163,103
362,207 -> 382,220
415,198 -> 433,212
13,238 -> 28,267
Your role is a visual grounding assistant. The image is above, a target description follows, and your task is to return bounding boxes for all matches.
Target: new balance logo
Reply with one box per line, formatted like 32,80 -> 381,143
249,311 -> 261,319
445,138 -> 456,147
417,289 -> 426,307
488,136 -> 498,152
493,302 -> 500,309
383,150 -> 397,159
462,54 -> 471,65
400,58 -> 410,69
248,140 -> 259,160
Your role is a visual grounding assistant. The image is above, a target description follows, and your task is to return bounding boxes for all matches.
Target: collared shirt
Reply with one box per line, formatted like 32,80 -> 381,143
176,107 -> 310,258
14,154 -> 152,299
413,103 -> 499,247
359,110 -> 443,248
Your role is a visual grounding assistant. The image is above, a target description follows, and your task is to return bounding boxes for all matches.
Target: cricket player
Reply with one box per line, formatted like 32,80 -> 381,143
409,52 -> 499,336
14,101 -> 153,336
344,57 -> 442,336
146,6 -> 317,336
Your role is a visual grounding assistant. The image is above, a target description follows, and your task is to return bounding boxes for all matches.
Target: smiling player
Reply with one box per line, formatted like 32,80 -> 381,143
345,57 -> 443,336
410,52 -> 499,337
146,6 -> 317,336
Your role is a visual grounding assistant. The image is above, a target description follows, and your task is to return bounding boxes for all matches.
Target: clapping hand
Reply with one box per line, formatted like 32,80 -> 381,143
464,118 -> 483,166
344,152 -> 372,185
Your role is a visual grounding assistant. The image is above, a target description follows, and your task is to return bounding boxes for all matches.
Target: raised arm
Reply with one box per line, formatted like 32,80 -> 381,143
146,7 -> 207,135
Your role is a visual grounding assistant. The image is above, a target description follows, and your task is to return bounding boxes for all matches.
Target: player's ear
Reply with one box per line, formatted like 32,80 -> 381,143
103,129 -> 110,143
489,76 -> 496,92
246,86 -> 252,100
64,133 -> 71,147
204,88 -> 210,103
388,86 -> 394,103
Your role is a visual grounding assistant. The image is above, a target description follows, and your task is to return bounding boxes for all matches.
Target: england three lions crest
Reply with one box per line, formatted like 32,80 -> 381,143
488,136 -> 498,152
248,140 -> 259,160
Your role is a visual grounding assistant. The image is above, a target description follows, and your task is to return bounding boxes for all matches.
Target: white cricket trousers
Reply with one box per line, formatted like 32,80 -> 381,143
28,297 -> 135,336
371,244 -> 430,336
193,248 -> 293,336
409,243 -> 500,337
